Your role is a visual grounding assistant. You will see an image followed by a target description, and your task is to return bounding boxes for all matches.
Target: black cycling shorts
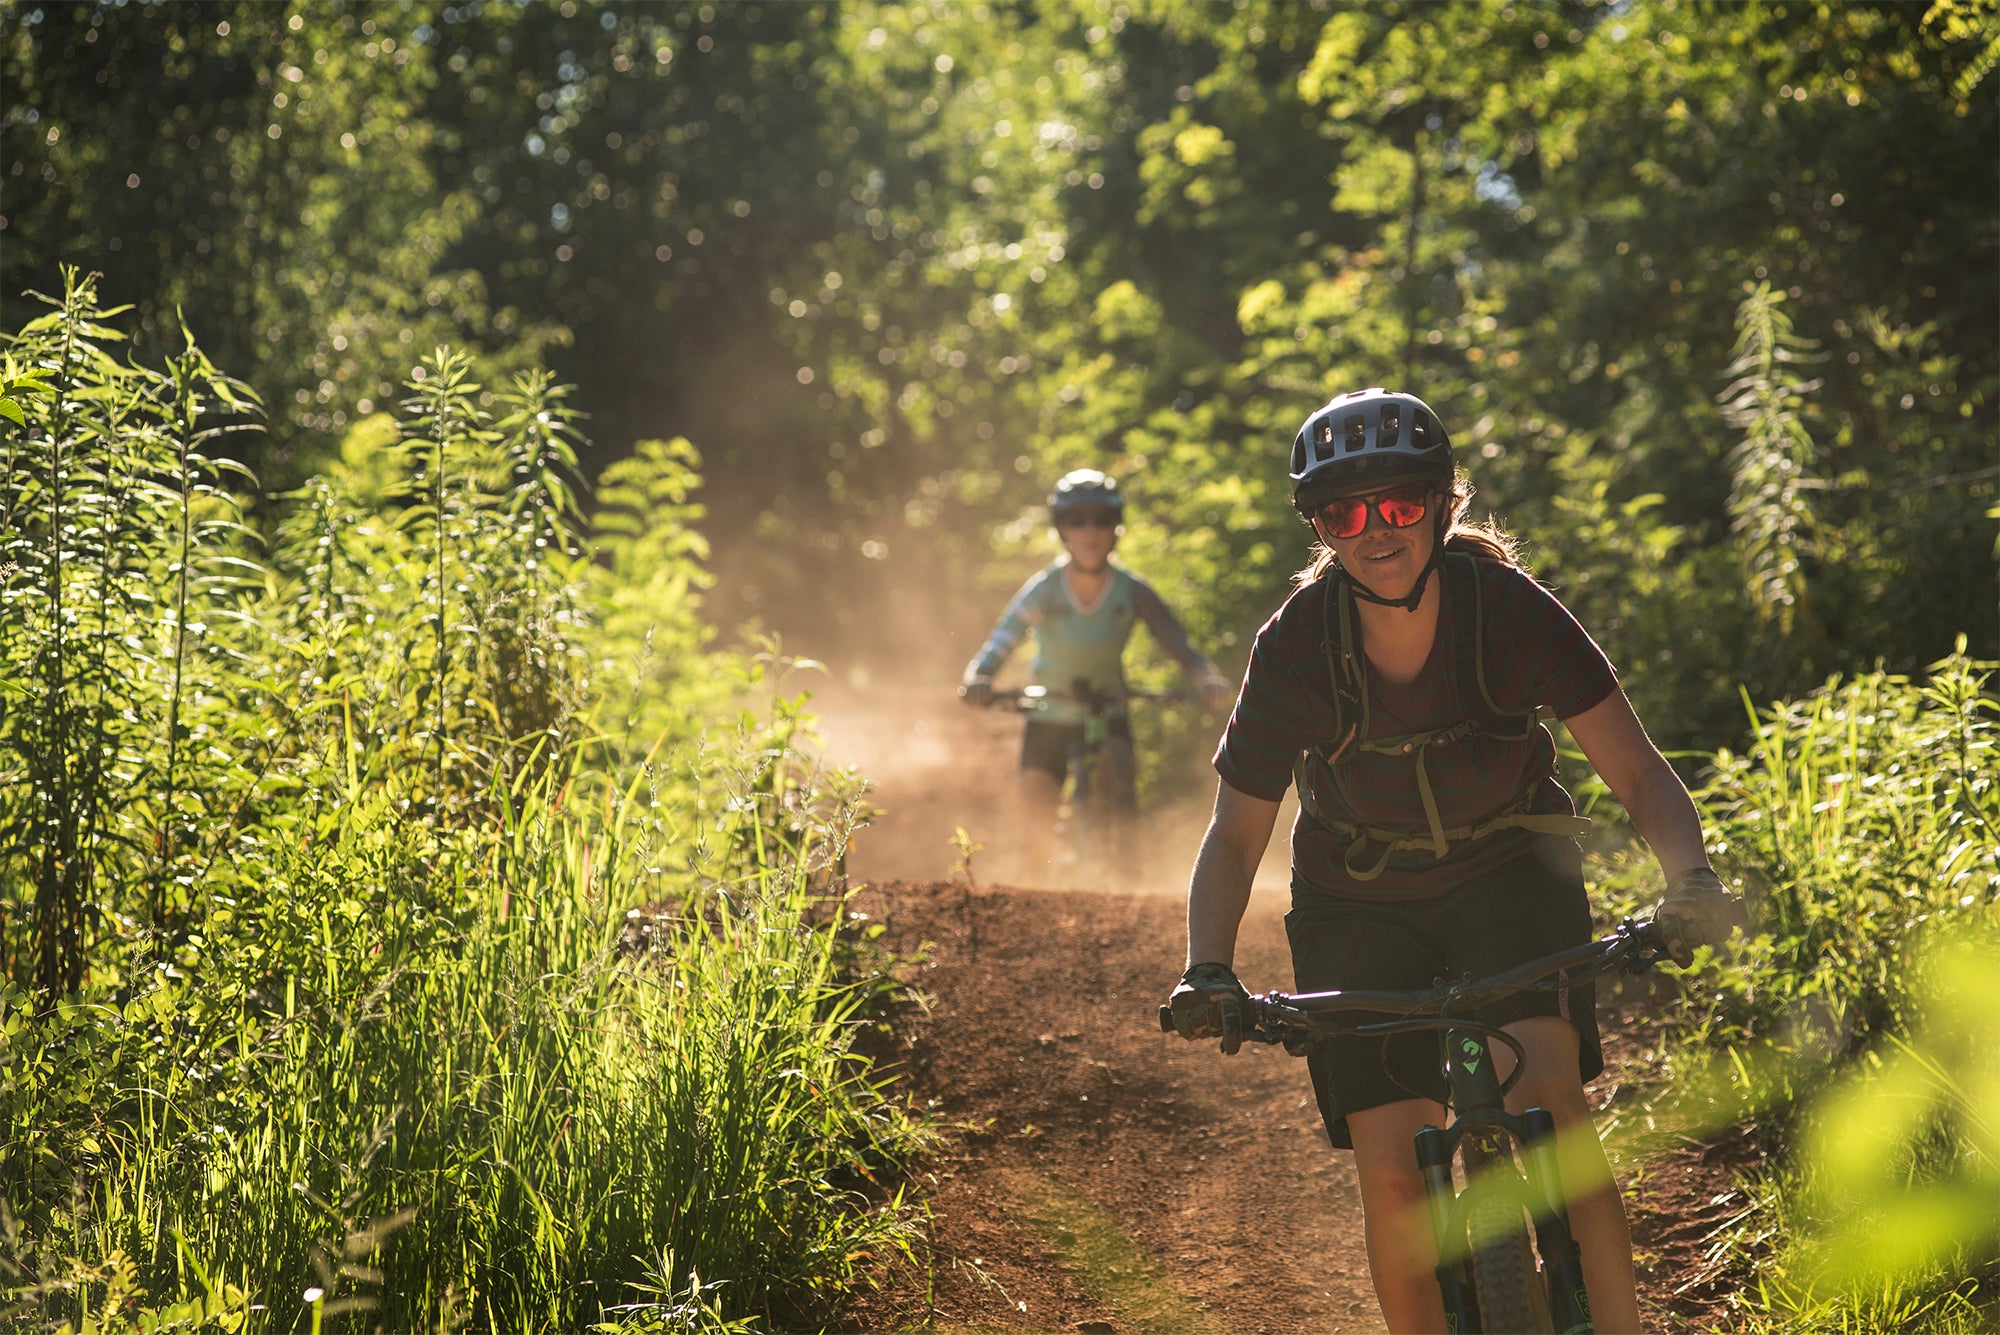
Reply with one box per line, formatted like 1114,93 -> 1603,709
1284,836 -> 1602,1150
1018,716 -> 1132,788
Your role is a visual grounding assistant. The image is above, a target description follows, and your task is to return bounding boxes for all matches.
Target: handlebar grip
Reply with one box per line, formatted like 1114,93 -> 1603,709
1158,1005 -> 1175,1033
1630,916 -> 1670,957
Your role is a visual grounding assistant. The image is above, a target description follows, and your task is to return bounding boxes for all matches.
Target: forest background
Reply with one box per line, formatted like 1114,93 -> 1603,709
2,1 -> 1997,1332
7,0 -> 1995,732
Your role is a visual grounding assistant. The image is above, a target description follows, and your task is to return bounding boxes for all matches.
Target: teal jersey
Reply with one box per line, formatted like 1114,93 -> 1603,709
968,558 -> 1213,725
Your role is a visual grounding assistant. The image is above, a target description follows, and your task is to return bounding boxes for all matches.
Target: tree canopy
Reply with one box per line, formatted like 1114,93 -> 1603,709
5,0 -> 1994,749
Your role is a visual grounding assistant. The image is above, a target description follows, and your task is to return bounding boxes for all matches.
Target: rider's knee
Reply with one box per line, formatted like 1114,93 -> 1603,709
1514,1073 -> 1593,1125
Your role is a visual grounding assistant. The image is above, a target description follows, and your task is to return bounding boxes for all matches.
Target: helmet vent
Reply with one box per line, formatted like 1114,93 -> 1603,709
1288,388 -> 1453,506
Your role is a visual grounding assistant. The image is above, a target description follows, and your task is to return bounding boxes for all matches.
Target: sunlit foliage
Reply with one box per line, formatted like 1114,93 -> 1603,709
6,2 -> 1991,737
4,2 -> 1997,1325
0,281 -> 913,1333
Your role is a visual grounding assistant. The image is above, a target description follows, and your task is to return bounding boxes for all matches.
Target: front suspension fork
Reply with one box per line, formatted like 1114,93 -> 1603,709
1518,1106 -> 1592,1333
1418,1023 -> 1596,1333
1416,1124 -> 1481,1334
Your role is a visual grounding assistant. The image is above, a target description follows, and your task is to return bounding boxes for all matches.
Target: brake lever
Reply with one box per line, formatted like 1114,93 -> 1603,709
1617,916 -> 1670,973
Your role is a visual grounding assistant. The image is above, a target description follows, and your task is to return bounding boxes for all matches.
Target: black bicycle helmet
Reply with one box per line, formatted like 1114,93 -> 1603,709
1290,388 -> 1455,612
1289,387 -> 1453,518
1048,468 -> 1124,519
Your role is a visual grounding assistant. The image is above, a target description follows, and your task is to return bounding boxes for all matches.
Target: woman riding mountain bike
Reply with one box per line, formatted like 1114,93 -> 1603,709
960,469 -> 1233,883
1163,388 -> 1748,1333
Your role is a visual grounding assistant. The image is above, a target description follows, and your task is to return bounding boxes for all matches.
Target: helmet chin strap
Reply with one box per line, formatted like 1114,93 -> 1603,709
1335,510 -> 1447,613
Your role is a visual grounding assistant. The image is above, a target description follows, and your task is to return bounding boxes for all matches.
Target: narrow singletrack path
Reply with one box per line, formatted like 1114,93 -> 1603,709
846,878 -> 1386,1335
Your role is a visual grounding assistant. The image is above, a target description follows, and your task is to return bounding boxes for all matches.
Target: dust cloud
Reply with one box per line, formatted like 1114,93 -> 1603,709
716,527 -> 1293,897
800,673 -> 1232,894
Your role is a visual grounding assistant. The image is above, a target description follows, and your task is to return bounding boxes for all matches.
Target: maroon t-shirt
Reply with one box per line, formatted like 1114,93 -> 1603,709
1215,557 -> 1619,900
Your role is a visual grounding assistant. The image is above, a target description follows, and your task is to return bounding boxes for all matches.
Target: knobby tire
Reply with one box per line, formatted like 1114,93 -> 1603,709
1467,1194 -> 1553,1333
1070,741 -> 1130,885
1462,1140 -> 1557,1333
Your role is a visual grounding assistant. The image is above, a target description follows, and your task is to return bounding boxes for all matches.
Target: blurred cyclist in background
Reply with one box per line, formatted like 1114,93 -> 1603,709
960,469 -> 1234,883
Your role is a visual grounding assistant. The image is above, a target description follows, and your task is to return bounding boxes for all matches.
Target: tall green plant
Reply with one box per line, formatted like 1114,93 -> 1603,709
0,270 -> 259,993
1697,644 -> 1997,1057
270,351 -> 595,820
1721,282 -> 1830,645
585,435 -> 719,761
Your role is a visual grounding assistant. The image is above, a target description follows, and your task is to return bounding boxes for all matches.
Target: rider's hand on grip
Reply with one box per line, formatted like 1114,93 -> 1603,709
1167,961 -> 1249,1054
1652,866 -> 1748,967
958,676 -> 995,709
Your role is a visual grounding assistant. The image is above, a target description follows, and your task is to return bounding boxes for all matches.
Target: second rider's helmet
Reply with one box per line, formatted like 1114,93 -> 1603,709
1289,387 -> 1453,517
1049,468 -> 1124,521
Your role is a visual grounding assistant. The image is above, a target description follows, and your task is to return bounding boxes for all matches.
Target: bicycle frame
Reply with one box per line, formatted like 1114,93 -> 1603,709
1161,921 -> 1664,1335
994,679 -> 1186,881
1414,1017 -> 1592,1333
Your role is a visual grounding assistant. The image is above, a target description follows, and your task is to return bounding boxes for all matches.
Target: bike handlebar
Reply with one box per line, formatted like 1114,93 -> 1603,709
1157,918 -> 1666,1042
979,683 -> 1193,711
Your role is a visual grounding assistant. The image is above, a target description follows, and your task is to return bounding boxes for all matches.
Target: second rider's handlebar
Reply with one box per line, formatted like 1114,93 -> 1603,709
1157,918 -> 1668,1040
962,680 -> 1193,711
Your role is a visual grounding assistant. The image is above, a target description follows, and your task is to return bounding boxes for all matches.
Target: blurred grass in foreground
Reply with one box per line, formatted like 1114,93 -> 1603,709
1758,929 -> 1999,1331
1597,645 -> 1997,1330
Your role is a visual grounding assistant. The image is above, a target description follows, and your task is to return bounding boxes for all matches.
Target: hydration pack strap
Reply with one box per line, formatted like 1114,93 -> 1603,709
1354,719 -> 1482,859
1318,575 -> 1367,755
1294,777 -> 1594,882
1295,550 -> 1587,880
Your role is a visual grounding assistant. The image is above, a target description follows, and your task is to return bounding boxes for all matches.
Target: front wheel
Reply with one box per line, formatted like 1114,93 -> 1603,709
1467,1194 -> 1553,1333
1070,736 -> 1135,885
1461,1138 -> 1559,1334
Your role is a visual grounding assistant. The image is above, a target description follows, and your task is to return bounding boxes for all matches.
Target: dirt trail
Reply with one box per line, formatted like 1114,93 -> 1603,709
844,878 -> 1383,1335
814,679 -> 1378,1332
813,681 -> 1752,1334
839,877 -> 1754,1335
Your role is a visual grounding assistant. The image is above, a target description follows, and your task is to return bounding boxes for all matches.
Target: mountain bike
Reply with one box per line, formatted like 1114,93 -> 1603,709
1159,918 -> 1667,1334
985,679 -> 1188,883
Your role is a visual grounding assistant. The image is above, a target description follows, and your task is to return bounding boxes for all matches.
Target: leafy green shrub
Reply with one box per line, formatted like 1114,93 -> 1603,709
1698,643 -> 1997,1064
585,435 -> 724,763
269,348 -> 597,821
1,279 -> 919,1333
1619,644 -> 1999,1329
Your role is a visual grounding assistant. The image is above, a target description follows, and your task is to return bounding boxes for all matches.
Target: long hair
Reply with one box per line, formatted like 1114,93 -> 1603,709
1293,470 -> 1523,587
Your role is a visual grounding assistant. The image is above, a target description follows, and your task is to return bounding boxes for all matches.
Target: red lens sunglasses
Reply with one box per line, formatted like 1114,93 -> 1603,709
1315,484 -> 1434,540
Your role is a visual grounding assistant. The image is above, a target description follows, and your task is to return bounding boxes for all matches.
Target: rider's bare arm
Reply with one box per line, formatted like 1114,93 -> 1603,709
1561,689 -> 1710,879
1130,577 -> 1228,694
1185,779 -> 1282,969
965,580 -> 1042,685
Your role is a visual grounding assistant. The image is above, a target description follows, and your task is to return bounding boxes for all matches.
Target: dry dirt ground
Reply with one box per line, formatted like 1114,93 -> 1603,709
809,681 -> 1759,1335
